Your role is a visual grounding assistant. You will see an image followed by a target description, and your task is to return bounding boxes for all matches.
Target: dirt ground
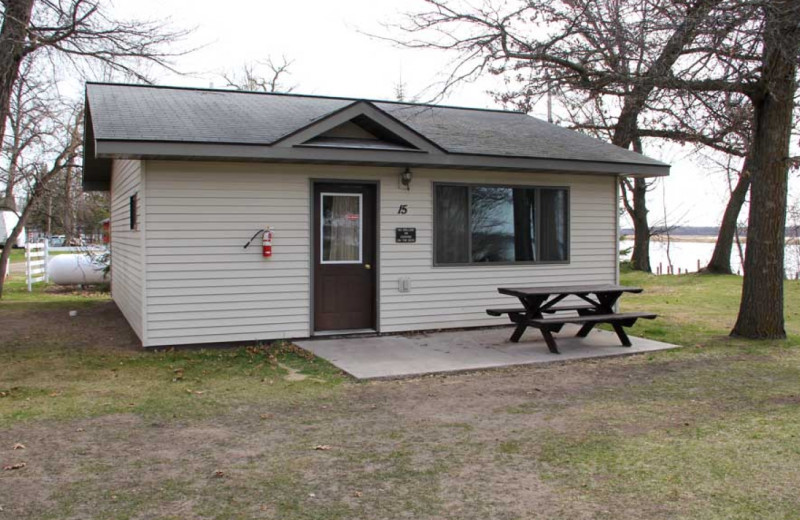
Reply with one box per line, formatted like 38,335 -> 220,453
2,291 -> 800,519
0,298 -> 141,351
0,357 -> 647,519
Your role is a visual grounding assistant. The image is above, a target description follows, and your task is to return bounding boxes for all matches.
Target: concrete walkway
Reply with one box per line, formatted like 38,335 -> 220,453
296,326 -> 679,380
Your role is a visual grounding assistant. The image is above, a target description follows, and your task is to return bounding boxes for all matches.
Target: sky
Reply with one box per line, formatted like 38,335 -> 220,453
105,0 -> 797,228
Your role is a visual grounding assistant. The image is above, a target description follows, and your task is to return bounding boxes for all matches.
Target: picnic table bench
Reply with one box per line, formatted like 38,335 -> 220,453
488,284 -> 657,354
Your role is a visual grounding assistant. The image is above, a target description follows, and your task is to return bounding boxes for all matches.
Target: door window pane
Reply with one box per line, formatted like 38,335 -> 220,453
435,185 -> 470,264
321,193 -> 362,263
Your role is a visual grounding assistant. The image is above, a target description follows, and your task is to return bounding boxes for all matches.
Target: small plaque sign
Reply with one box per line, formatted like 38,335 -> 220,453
395,227 -> 416,243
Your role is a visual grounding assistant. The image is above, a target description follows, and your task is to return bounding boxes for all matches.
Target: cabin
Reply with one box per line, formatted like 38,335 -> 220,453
82,83 -> 669,348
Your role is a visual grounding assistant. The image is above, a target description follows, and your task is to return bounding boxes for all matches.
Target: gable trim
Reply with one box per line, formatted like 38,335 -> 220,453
271,100 -> 447,154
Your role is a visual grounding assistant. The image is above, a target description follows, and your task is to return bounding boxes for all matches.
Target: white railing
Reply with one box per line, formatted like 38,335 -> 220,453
26,241 -> 49,291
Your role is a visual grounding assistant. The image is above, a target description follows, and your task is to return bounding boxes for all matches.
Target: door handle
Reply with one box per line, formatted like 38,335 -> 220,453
365,264 -> 372,270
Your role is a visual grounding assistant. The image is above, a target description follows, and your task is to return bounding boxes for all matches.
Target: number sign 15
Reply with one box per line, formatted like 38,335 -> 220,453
397,204 -> 408,215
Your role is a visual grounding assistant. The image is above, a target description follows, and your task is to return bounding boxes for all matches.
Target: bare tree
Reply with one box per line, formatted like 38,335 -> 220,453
394,78 -> 407,102
0,104 -> 82,295
643,0 -> 800,337
223,56 -> 295,93
0,0 -> 190,297
390,0 -> 725,272
0,56 -> 50,212
632,89 -> 753,275
0,1 -> 188,164
729,1 -> 800,338
391,0 -> 800,337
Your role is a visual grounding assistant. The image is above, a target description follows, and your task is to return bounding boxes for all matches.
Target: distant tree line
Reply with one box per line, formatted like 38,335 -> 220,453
621,227 -> 799,238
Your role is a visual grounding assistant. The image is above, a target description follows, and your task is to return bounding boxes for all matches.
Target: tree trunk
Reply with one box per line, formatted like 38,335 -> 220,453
627,177 -> 651,273
64,169 -> 74,244
705,159 -> 751,274
0,237 -> 12,294
46,194 -> 52,237
0,0 -> 35,152
1,171 -> 16,211
731,0 -> 800,339
620,137 -> 652,273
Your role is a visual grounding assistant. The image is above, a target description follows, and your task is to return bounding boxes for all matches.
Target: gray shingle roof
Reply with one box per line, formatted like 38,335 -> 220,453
86,83 -> 667,168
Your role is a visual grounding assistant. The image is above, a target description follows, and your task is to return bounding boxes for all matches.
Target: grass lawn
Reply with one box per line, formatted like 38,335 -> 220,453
1,269 -> 799,519
4,247 -> 90,264
4,248 -> 25,263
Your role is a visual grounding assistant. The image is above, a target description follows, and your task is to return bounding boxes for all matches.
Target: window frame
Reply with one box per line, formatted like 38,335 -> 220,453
319,191 -> 364,265
432,181 -> 570,267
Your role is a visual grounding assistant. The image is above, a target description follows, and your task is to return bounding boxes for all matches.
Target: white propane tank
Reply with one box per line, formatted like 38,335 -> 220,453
48,254 -> 108,285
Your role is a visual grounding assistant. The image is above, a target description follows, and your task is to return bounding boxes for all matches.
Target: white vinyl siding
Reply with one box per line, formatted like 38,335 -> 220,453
143,162 -> 310,347
110,159 -> 145,340
141,161 -> 617,347
377,169 -> 615,332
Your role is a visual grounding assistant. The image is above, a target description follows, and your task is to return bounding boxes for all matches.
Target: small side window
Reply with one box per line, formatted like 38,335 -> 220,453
129,193 -> 137,230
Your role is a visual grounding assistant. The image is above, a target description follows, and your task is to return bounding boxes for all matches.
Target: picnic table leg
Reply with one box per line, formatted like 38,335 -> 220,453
540,328 -> 560,354
596,291 -> 624,313
612,323 -> 632,347
509,322 -> 528,343
507,295 -> 548,343
574,290 -> 624,338
576,323 -> 595,337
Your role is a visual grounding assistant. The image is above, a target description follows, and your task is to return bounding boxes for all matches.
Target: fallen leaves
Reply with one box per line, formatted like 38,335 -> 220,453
3,462 -> 26,471
213,470 -> 225,478
12,443 -> 25,450
313,445 -> 332,451
259,413 -> 274,420
185,389 -> 204,395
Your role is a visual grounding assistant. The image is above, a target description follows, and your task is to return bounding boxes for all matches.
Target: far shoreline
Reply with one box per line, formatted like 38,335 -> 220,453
621,235 -> 800,245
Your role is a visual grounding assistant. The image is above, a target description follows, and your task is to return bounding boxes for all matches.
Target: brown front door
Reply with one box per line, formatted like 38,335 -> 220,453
313,182 -> 376,332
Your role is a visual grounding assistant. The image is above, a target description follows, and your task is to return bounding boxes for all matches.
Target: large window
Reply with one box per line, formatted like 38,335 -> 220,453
434,184 -> 569,265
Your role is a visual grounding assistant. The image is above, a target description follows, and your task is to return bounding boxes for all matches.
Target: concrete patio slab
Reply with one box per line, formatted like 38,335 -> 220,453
296,326 -> 679,380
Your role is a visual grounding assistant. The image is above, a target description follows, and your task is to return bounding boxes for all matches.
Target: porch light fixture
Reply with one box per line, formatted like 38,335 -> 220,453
400,168 -> 413,190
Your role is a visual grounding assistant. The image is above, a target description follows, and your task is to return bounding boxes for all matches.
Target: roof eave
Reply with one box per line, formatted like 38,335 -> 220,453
81,99 -> 113,191
92,140 -> 669,180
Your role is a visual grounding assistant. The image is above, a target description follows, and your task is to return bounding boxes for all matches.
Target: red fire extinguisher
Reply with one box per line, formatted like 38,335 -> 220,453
262,227 -> 273,258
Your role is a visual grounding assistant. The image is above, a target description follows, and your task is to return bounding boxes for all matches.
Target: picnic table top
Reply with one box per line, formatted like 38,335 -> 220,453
497,284 -> 643,298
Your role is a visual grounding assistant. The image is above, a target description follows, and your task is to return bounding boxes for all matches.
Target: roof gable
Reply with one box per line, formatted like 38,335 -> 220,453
273,100 -> 445,154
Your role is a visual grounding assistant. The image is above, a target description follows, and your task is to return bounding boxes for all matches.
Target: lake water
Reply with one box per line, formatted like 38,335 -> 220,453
620,238 -> 800,279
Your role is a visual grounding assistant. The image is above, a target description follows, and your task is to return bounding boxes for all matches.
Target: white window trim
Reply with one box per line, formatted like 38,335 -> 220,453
320,192 -> 363,264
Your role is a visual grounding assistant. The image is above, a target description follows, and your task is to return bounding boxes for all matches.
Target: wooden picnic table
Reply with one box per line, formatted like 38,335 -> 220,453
489,284 -> 656,354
